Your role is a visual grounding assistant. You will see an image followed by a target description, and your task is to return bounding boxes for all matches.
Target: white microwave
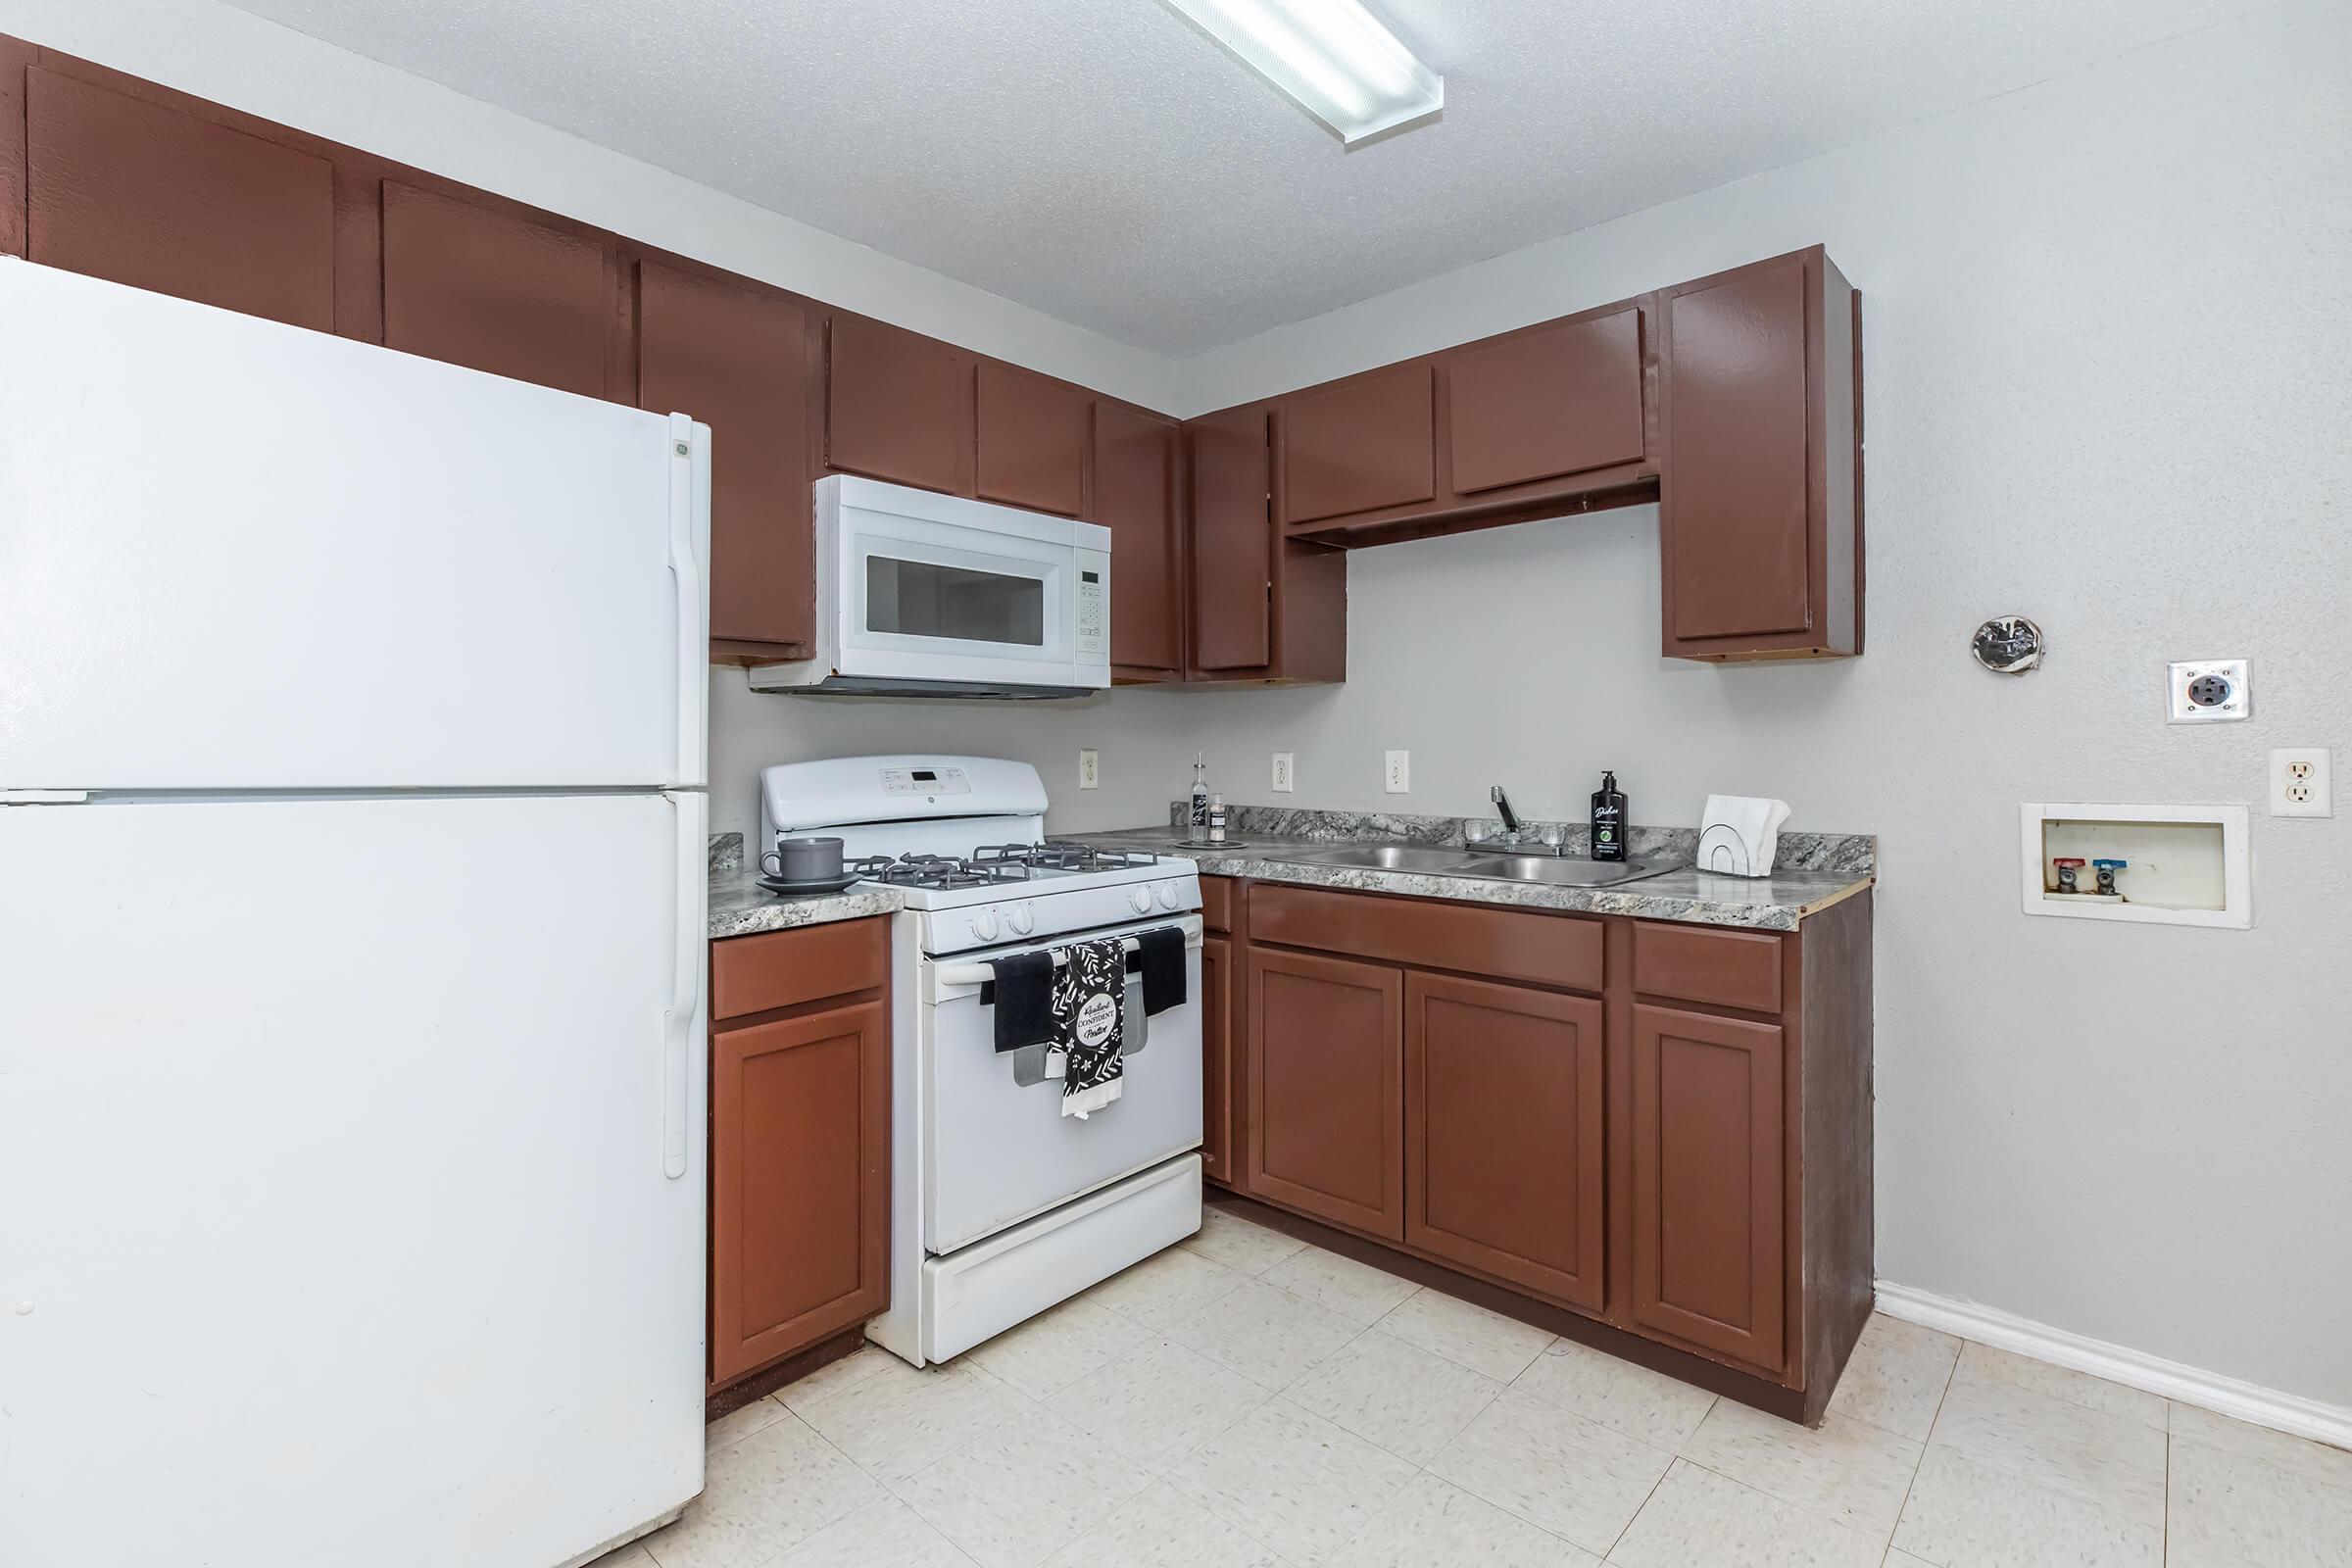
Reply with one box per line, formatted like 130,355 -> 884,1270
748,475 -> 1110,699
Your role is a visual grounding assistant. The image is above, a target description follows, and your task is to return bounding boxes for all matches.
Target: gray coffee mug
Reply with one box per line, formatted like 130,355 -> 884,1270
762,835 -> 844,883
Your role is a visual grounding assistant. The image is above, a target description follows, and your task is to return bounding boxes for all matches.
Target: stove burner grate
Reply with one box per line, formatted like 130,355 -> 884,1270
852,852 -> 1035,891
972,841 -> 1162,874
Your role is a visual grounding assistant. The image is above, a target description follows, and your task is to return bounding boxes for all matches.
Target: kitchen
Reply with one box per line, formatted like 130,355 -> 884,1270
2,3 -> 2347,1567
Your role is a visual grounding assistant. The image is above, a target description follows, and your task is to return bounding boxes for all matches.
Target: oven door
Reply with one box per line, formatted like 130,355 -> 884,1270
835,494 -> 1105,688
920,913 -> 1203,1253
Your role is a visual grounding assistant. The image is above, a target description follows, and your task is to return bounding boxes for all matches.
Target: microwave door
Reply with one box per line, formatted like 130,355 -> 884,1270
864,553 -> 1051,651
845,518 -> 1074,679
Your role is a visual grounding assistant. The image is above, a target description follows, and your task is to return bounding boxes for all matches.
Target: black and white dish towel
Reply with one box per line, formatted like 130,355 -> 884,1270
1050,935 -> 1127,1118
986,927 -> 1189,1118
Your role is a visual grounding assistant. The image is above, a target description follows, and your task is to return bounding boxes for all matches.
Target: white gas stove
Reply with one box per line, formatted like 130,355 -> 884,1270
759,757 -> 1205,1367
763,757 -> 1198,939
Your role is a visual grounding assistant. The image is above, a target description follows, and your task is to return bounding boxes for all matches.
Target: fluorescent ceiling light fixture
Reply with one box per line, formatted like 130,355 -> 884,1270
1158,0 -> 1444,145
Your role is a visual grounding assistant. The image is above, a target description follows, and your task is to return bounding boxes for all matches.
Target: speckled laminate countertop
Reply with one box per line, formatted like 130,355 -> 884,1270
705,808 -> 1875,938
706,834 -> 902,939
708,868 -> 903,939
1062,819 -> 1874,933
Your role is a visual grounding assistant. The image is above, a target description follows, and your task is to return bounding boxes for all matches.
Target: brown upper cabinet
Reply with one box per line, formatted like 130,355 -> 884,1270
1268,303 -> 1651,543
637,259 -> 814,659
822,313 -> 974,497
1446,306 -> 1646,496
1227,248 -> 1858,662
1657,246 -> 1859,661
1184,404 -> 1348,685
1093,401 -> 1185,681
1278,362 -> 1436,526
22,65 -> 335,331
975,361 -> 1090,517
2,38 -> 27,259
381,180 -> 614,398
1187,404 -> 1275,674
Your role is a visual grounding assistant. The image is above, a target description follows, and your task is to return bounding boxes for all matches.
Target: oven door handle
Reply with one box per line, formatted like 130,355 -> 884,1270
930,922 -> 1202,994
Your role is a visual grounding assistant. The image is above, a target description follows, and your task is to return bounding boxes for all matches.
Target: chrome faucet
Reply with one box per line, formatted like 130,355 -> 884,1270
1490,785 -> 1522,844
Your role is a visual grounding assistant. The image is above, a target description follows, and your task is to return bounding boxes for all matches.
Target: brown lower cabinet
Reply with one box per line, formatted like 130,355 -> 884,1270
1225,880 -> 1873,1423
1629,1004 -> 1785,1368
708,917 -> 890,1391
1245,947 -> 1404,1240
1405,973 -> 1605,1311
1200,933 -> 1235,1186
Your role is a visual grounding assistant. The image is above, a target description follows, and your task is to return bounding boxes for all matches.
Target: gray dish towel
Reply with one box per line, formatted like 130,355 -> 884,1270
1054,936 -> 1127,1119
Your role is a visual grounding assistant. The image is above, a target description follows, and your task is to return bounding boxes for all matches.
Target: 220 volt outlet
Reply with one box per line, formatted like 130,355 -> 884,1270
2271,748 -> 2332,818
2168,659 -> 2251,724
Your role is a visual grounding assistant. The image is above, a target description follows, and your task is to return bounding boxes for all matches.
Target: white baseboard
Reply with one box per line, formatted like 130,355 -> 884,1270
1875,1281 -> 2352,1453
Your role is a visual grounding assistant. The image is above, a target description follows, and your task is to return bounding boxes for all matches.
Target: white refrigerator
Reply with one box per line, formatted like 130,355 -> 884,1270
0,261 -> 712,1567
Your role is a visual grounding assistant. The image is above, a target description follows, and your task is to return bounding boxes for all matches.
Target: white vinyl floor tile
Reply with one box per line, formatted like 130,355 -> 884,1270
686,1237 -> 2347,1568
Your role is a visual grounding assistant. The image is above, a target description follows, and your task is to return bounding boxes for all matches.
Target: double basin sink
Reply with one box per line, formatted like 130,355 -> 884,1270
1250,841 -> 1676,889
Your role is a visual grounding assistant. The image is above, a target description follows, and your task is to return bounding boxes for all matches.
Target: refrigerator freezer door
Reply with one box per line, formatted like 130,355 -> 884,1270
0,793 -> 708,1567
0,260 -> 709,791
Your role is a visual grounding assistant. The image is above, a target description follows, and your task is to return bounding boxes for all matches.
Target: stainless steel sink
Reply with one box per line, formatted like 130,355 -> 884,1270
1450,854 -> 1675,888
1263,843 -> 1487,873
1261,841 -> 1677,888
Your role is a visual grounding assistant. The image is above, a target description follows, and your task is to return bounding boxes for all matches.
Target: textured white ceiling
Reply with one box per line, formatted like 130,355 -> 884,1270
219,0 -> 2253,354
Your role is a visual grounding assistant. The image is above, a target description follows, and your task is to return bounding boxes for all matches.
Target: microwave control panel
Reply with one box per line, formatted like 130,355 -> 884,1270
1074,549 -> 1109,662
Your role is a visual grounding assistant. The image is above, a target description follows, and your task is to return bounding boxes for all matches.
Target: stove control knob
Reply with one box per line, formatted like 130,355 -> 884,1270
1129,886 -> 1153,914
1006,904 -> 1036,936
971,909 -> 1002,944
1154,881 -> 1181,910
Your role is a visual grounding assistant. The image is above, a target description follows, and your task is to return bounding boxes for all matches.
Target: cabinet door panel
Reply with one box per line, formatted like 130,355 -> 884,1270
1280,362 -> 1435,524
1630,1004 -> 1785,1371
1188,405 -> 1273,672
976,361 -> 1089,516
1200,935 -> 1234,1187
1094,401 -> 1183,677
1660,257 -> 1811,641
1246,948 -> 1403,1238
1447,308 -> 1644,494
2,40 -> 26,259
638,261 -> 812,652
1406,974 -> 1604,1309
711,997 -> 889,1385
25,67 -> 334,329
824,314 -> 972,495
381,180 -> 610,396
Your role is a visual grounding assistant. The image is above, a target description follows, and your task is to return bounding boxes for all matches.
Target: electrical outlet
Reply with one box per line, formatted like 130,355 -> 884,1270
1385,750 -> 1410,794
1271,752 -> 1295,793
2168,659 -> 2251,723
2271,748 -> 2332,817
1077,749 -> 1099,790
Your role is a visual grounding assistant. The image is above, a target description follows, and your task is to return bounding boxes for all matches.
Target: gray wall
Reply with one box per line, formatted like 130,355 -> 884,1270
710,672 -> 1195,844
1160,0 -> 2352,1406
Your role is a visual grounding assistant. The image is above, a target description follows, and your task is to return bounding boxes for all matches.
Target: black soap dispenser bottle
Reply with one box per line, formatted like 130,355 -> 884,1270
1591,771 -> 1628,861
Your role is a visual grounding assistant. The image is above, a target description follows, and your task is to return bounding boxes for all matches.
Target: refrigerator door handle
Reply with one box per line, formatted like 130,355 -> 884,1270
667,414 -> 710,789
662,788 -> 707,1180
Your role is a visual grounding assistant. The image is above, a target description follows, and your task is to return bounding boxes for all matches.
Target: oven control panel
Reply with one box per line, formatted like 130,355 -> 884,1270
921,874 -> 1202,956
881,765 -> 971,797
